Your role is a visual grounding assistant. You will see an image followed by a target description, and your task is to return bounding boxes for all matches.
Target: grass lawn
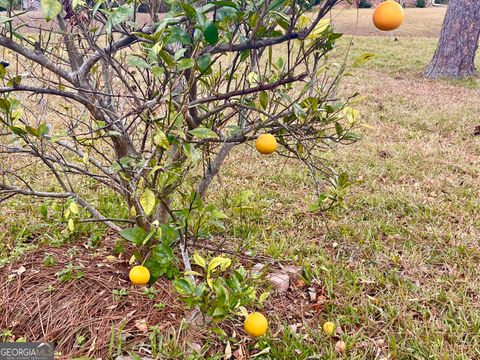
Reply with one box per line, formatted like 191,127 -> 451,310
3,7 -> 480,359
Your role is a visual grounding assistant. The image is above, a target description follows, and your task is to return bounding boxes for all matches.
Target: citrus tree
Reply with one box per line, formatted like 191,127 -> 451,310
0,0 -> 359,281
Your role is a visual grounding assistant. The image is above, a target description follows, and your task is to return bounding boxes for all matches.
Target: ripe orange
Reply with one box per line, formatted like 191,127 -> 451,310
255,134 -> 277,154
372,1 -> 404,31
129,265 -> 150,285
244,312 -> 268,337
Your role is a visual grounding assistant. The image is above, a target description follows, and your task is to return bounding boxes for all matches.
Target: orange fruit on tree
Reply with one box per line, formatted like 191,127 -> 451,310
255,134 -> 277,154
129,265 -> 150,285
372,0 -> 404,31
244,312 -> 268,337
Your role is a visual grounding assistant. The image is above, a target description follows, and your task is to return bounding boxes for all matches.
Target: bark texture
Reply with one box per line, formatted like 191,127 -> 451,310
426,0 -> 480,79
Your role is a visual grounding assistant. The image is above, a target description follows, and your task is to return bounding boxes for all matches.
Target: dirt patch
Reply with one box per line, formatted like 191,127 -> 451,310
0,241 -> 184,359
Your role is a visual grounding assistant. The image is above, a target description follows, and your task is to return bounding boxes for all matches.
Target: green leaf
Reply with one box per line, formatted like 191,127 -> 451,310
9,126 -> 26,136
159,50 -> 174,68
197,54 -> 211,72
39,203 -> 48,218
140,189 -> 156,216
119,227 -> 148,246
177,58 -> 195,71
172,278 -> 194,295
168,26 -> 192,45
212,306 -> 228,318
25,126 -> 39,137
152,66 -> 164,78
127,55 -> 150,69
189,127 -> 218,139
259,91 -> 268,110
267,0 -> 286,11
41,0 -> 62,21
152,243 -> 174,263
203,22 -> 219,46
183,143 -> 201,163
193,252 -> 206,269
143,244 -> 174,283
109,5 -> 131,27
92,0 -> 103,15
180,2 -> 196,19
211,327 -> 228,337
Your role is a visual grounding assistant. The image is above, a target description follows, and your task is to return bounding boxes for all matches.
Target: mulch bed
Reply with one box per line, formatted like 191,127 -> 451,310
0,237 -> 330,359
0,241 -> 184,359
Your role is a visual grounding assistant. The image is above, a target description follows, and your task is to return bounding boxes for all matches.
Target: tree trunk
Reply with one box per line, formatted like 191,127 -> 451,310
159,0 -> 168,12
426,0 -> 480,79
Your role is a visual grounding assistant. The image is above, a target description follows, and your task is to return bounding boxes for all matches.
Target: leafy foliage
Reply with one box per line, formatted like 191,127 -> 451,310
173,254 -> 263,321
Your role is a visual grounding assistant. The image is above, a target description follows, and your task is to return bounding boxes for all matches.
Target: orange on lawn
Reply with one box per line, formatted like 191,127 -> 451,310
373,0 -> 405,31
244,312 -> 268,337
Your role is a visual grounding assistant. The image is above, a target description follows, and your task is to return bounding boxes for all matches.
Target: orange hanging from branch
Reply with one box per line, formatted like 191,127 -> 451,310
373,0 -> 405,31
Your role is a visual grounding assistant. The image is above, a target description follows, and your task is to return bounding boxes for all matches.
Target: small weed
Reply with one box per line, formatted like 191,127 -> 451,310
56,263 -> 85,283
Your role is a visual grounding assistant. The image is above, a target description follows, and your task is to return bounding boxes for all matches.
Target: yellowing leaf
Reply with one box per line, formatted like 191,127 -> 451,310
140,189 -> 156,216
206,256 -> 231,288
68,219 -> 74,232
129,255 -> 136,265
248,72 -> 259,85
298,14 -> 310,29
41,0 -> 62,21
69,202 -> 79,215
306,19 -> 330,40
193,252 -> 206,269
153,128 -> 170,149
184,270 -> 203,277
343,106 -> 359,125
259,291 -> 270,303
207,256 -> 232,274
360,123 -> 375,130
237,306 -> 249,318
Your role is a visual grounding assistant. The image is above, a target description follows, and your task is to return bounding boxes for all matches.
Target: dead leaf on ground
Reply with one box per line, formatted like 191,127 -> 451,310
134,318 -> 148,332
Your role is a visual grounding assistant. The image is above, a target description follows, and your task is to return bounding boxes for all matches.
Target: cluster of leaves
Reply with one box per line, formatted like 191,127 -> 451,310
120,193 -> 228,281
173,254 -> 267,321
119,222 -> 177,282
56,263 -> 85,282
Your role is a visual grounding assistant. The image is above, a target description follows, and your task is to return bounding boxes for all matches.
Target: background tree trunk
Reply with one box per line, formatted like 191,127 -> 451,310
426,0 -> 480,78
159,0 -> 168,12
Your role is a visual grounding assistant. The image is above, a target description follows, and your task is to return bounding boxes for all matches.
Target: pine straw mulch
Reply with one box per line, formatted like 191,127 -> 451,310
0,238 -> 332,359
0,241 -> 185,359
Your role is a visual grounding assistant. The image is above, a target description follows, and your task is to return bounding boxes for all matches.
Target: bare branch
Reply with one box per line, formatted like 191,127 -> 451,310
0,37 -> 75,84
